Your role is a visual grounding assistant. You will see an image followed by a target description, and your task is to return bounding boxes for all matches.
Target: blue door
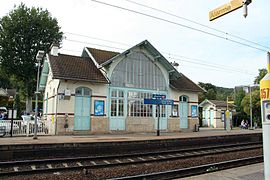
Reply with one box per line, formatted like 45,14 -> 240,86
110,89 -> 125,130
180,96 -> 188,129
210,109 -> 214,127
74,87 -> 91,130
154,105 -> 167,130
204,109 -> 209,126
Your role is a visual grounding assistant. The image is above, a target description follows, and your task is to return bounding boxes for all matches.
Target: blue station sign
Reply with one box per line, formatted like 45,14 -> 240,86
152,94 -> 166,99
144,98 -> 174,105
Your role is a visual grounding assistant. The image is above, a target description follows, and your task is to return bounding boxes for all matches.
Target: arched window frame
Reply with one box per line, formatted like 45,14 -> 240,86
75,87 -> 91,97
110,51 -> 167,90
180,95 -> 189,102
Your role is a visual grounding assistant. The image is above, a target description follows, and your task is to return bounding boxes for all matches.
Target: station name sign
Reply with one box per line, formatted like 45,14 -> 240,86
144,99 -> 174,105
209,0 -> 243,21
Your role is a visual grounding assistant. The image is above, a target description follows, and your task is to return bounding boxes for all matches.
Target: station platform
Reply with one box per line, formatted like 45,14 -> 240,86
0,128 -> 262,145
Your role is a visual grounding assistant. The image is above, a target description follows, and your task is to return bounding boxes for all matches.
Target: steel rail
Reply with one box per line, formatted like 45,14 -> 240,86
0,141 -> 262,165
110,156 -> 263,180
0,142 -> 263,177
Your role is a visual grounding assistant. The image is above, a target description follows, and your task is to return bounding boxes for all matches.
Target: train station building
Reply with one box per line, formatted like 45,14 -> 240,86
39,40 -> 203,135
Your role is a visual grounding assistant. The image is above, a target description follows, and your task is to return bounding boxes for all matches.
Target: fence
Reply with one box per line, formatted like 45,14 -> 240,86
0,119 -> 48,137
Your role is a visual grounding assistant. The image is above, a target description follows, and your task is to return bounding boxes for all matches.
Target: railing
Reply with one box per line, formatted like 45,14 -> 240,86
0,120 -> 48,137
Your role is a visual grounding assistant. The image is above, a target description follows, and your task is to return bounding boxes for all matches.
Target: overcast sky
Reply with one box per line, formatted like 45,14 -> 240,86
1,0 -> 269,88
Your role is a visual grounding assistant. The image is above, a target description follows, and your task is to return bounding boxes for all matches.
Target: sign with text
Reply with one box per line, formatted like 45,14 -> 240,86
152,94 -> 166,99
209,0 -> 243,21
144,99 -> 174,105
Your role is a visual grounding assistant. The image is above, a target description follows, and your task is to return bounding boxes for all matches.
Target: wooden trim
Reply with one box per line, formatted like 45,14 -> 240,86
46,113 -> 74,116
188,101 -> 198,103
91,114 -> 107,116
91,95 -> 107,98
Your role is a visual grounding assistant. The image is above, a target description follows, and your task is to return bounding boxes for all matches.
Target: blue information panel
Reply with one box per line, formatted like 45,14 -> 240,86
144,99 -> 174,105
152,94 -> 166,99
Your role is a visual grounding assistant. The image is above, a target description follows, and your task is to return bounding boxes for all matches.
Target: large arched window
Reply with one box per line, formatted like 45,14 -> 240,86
110,52 -> 166,90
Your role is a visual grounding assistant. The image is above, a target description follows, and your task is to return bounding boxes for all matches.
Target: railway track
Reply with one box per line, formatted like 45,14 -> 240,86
111,156 -> 263,180
0,141 -> 263,178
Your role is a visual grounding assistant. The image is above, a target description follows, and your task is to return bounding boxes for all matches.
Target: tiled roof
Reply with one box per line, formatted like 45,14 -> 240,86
86,48 -> 119,64
49,54 -> 108,83
170,74 -> 203,92
208,100 -> 235,108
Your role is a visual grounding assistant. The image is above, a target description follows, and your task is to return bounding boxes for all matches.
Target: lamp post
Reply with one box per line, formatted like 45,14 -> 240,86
248,84 -> 259,130
33,50 -> 45,139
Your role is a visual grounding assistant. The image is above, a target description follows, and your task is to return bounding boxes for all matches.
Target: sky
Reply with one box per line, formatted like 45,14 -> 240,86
1,0 -> 269,88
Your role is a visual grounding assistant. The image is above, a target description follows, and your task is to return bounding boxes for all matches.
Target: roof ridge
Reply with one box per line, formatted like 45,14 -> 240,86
86,47 -> 120,54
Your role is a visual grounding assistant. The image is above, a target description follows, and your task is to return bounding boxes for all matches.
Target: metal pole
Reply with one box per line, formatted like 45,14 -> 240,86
260,52 -> 270,180
10,102 -> 14,137
33,59 -> 40,140
157,104 -> 160,136
249,85 -> 253,129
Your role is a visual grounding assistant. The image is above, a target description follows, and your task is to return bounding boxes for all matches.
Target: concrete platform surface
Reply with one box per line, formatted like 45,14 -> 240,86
0,128 -> 262,145
181,163 -> 264,180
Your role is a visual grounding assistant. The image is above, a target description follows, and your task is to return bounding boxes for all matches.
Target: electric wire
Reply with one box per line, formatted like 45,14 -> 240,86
63,37 -> 256,75
125,0 -> 270,51
90,0 -> 268,52
63,32 -> 253,73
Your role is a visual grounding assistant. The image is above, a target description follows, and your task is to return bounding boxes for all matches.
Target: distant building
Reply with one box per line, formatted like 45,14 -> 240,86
39,40 -> 203,135
199,99 -> 235,128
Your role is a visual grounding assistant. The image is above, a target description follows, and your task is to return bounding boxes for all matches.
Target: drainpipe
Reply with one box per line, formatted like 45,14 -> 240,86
55,81 -> 61,135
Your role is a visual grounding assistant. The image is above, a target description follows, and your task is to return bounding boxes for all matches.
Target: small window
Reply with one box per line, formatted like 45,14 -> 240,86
84,89 -> 90,96
180,96 -> 188,102
172,104 -> 179,117
75,88 -> 82,95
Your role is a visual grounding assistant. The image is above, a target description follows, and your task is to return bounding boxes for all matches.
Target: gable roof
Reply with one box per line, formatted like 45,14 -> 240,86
199,99 -> 235,108
170,73 -> 204,92
48,54 -> 109,83
86,47 -> 120,65
100,40 -> 182,80
0,88 -> 16,97
84,40 -> 203,92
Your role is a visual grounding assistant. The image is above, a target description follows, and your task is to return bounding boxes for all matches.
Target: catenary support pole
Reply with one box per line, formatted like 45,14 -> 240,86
157,104 -> 160,136
260,52 -> 270,180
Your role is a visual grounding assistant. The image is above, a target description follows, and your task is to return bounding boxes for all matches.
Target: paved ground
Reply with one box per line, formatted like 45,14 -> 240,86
0,128 -> 262,145
182,163 -> 264,180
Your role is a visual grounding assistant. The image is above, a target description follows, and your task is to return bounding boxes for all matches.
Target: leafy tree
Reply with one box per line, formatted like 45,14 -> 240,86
0,67 -> 11,88
234,89 -> 245,111
198,82 -> 219,102
254,68 -> 267,84
0,3 -> 63,112
241,89 -> 261,126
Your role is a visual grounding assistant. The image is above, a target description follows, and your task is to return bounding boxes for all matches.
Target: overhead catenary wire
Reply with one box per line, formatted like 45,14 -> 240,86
63,37 -> 256,75
125,0 -> 270,51
90,0 -> 268,52
63,32 -> 253,73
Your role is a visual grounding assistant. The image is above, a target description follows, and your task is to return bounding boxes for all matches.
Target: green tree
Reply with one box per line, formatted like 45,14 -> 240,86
241,89 -> 261,126
0,3 -> 63,112
198,82 -> 217,102
0,67 -> 11,88
254,68 -> 267,84
235,88 -> 246,112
